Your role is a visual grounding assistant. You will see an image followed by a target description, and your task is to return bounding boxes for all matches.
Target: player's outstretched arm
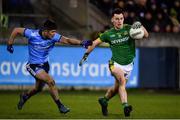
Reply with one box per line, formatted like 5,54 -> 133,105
7,28 -> 25,53
142,26 -> 149,38
131,21 -> 149,39
60,36 -> 92,49
79,38 -> 102,66
8,28 -> 25,45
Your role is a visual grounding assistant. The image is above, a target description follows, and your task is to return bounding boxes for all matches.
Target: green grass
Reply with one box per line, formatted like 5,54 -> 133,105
0,90 -> 179,119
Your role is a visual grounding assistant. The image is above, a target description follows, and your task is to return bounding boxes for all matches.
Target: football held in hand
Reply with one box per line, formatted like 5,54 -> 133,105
129,25 -> 144,40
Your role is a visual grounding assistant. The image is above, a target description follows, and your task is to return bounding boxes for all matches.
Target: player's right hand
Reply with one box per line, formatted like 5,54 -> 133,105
79,53 -> 89,66
81,40 -> 92,49
7,44 -> 14,53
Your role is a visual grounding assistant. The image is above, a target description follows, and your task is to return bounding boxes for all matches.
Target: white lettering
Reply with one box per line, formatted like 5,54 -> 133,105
100,64 -> 110,76
62,63 -> 69,76
0,62 -> 111,78
0,61 -> 10,75
89,64 -> 99,77
71,64 -> 81,77
12,62 -> 21,74
51,63 -> 61,75
82,64 -> 89,76
111,37 -> 129,44
22,63 -> 29,76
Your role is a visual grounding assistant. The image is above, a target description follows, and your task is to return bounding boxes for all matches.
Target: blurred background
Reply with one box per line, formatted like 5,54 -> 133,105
0,0 -> 180,119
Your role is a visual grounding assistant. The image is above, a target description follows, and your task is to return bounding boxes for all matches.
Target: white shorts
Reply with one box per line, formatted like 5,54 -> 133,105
113,61 -> 133,80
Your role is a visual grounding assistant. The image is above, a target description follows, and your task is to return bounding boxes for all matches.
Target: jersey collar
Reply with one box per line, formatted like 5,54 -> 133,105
38,29 -> 48,40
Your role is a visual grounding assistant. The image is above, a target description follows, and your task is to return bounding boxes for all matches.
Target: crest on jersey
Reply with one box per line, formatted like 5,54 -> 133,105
123,31 -> 128,36
110,34 -> 116,38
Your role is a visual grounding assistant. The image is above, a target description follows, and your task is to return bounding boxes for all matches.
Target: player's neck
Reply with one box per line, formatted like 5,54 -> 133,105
39,30 -> 48,40
114,25 -> 123,30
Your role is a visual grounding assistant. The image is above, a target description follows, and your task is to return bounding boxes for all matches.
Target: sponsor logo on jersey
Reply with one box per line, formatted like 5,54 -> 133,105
111,36 -> 129,44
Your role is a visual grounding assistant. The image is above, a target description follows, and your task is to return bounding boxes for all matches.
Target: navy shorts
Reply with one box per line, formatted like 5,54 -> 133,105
26,62 -> 50,77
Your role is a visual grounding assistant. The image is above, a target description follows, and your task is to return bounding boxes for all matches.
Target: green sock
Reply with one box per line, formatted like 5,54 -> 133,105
122,103 -> 129,108
99,96 -> 108,106
104,96 -> 109,101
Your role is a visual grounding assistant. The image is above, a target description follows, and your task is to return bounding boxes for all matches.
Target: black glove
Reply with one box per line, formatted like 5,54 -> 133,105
7,44 -> 14,53
79,53 -> 89,66
131,21 -> 142,29
81,40 -> 92,49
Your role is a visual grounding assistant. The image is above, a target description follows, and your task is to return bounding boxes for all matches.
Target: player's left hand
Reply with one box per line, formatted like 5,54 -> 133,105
81,40 -> 92,49
79,53 -> 89,66
7,44 -> 14,53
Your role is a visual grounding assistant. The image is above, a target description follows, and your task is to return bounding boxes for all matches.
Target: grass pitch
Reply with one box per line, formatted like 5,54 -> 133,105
0,89 -> 179,119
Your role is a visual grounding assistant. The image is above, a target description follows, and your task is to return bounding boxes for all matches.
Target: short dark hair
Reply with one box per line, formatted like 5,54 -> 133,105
41,19 -> 57,30
111,8 -> 124,18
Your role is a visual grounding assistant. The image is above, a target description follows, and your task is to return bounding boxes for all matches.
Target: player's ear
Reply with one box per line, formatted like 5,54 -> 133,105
111,17 -> 114,23
43,30 -> 48,34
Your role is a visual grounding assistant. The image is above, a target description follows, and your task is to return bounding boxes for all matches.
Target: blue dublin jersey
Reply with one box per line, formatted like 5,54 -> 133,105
24,28 -> 61,64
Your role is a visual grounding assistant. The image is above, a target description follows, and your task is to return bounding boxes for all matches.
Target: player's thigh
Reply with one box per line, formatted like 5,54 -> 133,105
109,60 -> 125,81
112,67 -> 125,80
35,70 -> 53,83
114,67 -> 124,77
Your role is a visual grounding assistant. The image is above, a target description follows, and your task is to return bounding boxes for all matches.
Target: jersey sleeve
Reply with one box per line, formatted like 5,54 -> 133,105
24,28 -> 33,39
124,24 -> 131,31
99,32 -> 109,43
52,33 -> 62,42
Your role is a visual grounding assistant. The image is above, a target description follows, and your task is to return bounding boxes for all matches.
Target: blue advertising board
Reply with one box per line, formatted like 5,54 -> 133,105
0,45 -> 139,87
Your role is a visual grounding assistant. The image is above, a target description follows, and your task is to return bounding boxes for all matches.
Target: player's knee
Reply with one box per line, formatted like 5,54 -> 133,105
121,79 -> 126,85
47,79 -> 55,87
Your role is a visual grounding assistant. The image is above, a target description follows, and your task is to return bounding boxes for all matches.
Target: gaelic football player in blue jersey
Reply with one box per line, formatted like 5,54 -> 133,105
7,19 -> 92,114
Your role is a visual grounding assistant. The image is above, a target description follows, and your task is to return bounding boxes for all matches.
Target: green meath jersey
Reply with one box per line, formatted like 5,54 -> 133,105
99,24 -> 135,65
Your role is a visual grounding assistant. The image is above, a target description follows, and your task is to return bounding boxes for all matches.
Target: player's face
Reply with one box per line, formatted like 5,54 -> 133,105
44,30 -> 56,39
111,13 -> 124,30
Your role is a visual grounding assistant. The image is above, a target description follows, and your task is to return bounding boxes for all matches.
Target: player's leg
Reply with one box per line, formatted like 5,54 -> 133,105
105,60 -> 120,100
24,80 -> 45,98
98,79 -> 119,116
17,80 -> 45,110
98,60 -> 120,116
105,79 -> 119,100
111,67 -> 132,117
113,68 -> 127,104
35,70 -> 70,114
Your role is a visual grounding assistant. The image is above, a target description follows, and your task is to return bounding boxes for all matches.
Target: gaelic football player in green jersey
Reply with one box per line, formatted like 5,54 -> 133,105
79,8 -> 149,117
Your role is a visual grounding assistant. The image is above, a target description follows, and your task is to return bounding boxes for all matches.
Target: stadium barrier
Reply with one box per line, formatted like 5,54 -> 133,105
0,45 -> 139,88
139,47 -> 179,89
